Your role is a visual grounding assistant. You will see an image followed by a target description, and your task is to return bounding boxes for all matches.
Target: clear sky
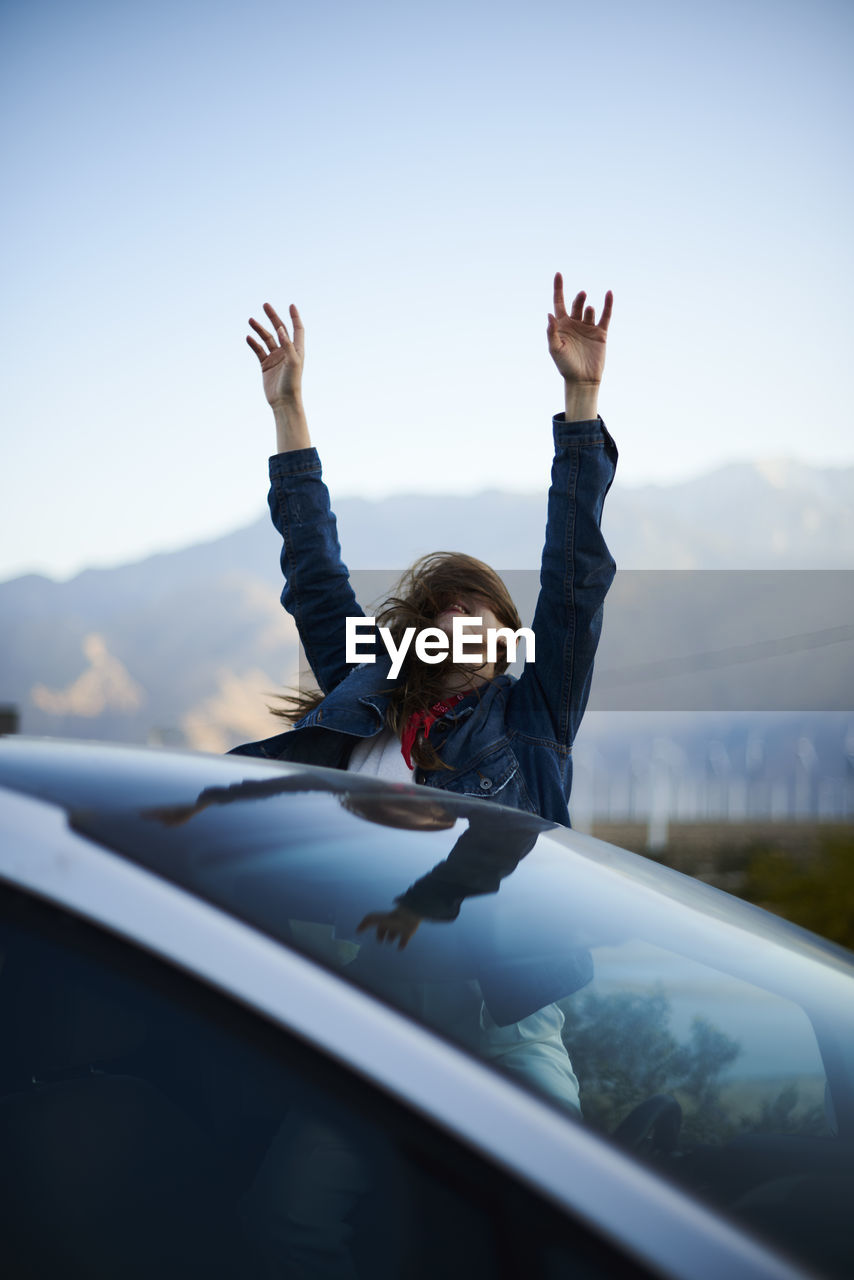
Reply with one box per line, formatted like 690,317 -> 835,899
2,0 -> 852,581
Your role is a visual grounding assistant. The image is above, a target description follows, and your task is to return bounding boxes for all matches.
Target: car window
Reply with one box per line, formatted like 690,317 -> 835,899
557,937 -> 837,1191
0,882 -> 654,1280
64,771 -> 854,1278
562,938 -> 830,1146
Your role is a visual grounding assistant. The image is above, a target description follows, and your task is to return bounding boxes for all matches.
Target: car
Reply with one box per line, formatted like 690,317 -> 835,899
0,736 -> 851,1279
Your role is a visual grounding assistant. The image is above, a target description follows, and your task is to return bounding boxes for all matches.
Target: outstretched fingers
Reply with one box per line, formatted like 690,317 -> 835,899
357,911 -> 413,948
570,290 -> 587,321
573,291 -> 614,327
246,334 -> 267,362
262,302 -> 289,337
257,301 -> 304,358
247,315 -> 279,353
582,290 -> 615,330
553,272 -> 568,318
554,274 -> 614,330
288,303 -> 304,356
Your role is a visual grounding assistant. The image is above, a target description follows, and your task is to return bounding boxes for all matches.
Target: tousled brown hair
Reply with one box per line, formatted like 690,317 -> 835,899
272,552 -> 522,770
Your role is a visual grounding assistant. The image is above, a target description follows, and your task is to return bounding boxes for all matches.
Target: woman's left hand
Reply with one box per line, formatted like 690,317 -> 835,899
547,273 -> 613,385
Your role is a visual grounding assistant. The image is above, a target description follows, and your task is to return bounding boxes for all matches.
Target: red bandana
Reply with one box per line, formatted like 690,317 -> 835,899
401,694 -> 467,770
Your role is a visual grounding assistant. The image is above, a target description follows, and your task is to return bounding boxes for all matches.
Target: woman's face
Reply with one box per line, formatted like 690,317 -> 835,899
432,593 -> 507,665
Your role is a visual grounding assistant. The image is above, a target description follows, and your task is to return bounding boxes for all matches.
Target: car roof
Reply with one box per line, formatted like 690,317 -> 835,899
1,736 -> 851,989
0,736 -> 811,1280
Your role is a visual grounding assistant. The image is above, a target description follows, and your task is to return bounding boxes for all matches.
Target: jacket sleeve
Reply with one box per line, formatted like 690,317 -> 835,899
508,415 -> 617,746
268,448 -> 365,694
395,809 -> 546,920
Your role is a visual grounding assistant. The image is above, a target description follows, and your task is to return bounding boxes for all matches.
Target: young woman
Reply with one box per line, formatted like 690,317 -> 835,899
233,280 -> 616,1262
233,274 -> 617,829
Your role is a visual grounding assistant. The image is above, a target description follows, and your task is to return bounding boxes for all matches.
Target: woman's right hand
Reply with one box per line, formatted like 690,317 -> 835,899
356,905 -> 423,950
246,302 -> 305,408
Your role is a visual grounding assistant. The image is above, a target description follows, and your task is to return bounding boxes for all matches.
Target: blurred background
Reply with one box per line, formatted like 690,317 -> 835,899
2,0 -> 853,942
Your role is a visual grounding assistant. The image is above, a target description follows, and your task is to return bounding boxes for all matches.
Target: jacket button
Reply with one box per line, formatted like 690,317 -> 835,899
479,778 -> 492,790
435,719 -> 449,731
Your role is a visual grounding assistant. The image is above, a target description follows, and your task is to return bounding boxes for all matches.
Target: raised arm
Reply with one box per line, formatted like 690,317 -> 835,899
547,273 -> 613,422
509,275 -> 617,748
246,302 -> 311,453
247,302 -> 363,694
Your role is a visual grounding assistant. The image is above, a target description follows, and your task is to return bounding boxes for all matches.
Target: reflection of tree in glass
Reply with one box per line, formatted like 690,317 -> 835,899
677,1016 -> 743,1144
559,987 -> 740,1144
561,988 -> 829,1147
743,1082 -> 826,1137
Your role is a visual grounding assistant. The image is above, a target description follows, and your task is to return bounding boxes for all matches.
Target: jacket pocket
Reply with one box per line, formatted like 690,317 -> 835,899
432,746 -> 536,813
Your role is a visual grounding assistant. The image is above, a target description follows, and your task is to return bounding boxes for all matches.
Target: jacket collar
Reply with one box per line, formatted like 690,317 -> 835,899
296,658 -> 513,736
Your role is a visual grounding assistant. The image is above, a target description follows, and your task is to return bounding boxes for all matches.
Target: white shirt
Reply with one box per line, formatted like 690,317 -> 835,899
346,727 -> 415,783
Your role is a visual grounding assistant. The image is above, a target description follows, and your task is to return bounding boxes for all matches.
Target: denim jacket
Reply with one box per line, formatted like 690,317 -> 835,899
231,414 -> 617,826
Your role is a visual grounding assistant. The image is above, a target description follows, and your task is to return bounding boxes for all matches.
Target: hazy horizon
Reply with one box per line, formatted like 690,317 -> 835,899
3,450 -> 853,585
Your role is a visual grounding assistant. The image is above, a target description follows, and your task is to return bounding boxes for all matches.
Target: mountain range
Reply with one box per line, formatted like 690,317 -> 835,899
2,458 -> 852,754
